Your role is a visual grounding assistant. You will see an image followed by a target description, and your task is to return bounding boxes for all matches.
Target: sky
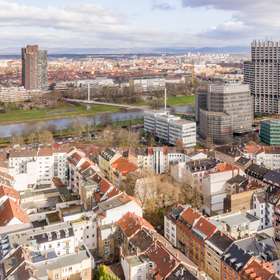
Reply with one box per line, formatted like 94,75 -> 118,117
0,0 -> 279,51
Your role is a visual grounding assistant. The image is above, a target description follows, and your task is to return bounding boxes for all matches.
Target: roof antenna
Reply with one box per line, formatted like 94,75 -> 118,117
164,87 -> 167,113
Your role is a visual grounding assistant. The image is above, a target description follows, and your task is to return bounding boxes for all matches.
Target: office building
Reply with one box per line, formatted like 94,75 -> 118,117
22,45 -> 48,90
195,91 -> 208,122
260,119 -> 280,145
144,111 -> 196,148
244,40 -> 280,114
198,83 -> 253,145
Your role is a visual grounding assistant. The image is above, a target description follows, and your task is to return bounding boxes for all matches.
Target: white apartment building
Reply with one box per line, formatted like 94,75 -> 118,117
95,193 -> 143,259
64,211 -> 97,250
8,147 -> 68,191
8,222 -> 76,257
0,86 -> 40,103
201,163 -> 242,216
144,111 -> 196,148
252,191 -> 274,230
136,147 -> 188,174
131,77 -> 165,93
211,211 -> 261,240
121,255 -> 149,280
256,150 -> 280,170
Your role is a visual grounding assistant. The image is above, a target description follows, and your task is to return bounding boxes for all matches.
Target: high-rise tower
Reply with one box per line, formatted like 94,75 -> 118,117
22,45 -> 48,90
244,41 -> 280,115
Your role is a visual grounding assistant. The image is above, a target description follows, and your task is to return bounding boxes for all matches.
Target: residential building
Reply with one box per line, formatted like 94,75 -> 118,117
110,157 -> 137,187
201,162 -> 242,215
256,147 -> 280,170
0,185 -> 30,228
244,40 -> 280,114
144,111 -> 196,148
205,230 -> 234,280
8,147 -> 68,191
98,148 -> 122,178
94,193 -> 143,260
0,245 -> 94,280
22,45 -> 48,90
234,234 -> 280,275
170,158 -> 217,186
164,205 -> 185,247
252,191 -> 274,229
189,216 -> 217,270
224,176 -> 262,213
221,243 -> 252,280
241,259 -> 275,280
211,211 -> 261,239
176,207 -> 201,257
7,222 -> 76,257
135,146 -> 188,175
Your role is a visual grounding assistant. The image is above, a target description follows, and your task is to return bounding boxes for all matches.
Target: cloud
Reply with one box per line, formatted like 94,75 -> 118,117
0,0 -> 183,49
182,0 -> 280,43
152,1 -> 175,11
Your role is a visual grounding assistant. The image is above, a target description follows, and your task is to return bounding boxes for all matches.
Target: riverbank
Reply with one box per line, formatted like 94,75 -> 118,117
167,95 -> 195,106
0,118 -> 144,147
0,104 -> 121,125
0,95 -> 195,125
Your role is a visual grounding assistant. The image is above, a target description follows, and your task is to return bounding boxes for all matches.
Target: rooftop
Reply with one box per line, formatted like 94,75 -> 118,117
222,243 -> 252,272
166,264 -> 198,280
97,193 -> 133,212
145,241 -> 178,279
112,157 -> 137,175
206,231 -> 234,254
117,212 -> 154,238
47,250 -> 91,270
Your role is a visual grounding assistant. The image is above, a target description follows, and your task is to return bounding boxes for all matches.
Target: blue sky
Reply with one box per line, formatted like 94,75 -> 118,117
0,0 -> 279,50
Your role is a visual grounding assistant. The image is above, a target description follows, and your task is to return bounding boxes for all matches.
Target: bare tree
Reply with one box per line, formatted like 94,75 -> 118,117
11,134 -> 24,146
27,132 -> 38,145
38,130 -> 54,145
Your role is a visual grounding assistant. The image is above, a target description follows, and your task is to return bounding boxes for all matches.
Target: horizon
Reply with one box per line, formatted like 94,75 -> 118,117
0,46 -> 250,56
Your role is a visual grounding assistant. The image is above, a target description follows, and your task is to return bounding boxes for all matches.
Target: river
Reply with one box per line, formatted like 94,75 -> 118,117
0,105 -> 194,138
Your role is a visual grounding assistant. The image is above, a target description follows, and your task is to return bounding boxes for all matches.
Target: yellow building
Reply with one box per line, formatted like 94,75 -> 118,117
205,231 -> 233,280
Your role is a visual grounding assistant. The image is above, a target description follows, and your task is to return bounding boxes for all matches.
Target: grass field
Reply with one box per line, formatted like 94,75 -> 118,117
167,95 -> 195,106
0,104 -> 120,124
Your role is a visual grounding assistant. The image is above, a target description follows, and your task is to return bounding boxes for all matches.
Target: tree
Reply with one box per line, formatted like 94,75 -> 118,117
120,173 -> 138,196
94,265 -> 120,280
175,139 -> 184,153
11,134 -> 24,146
114,129 -> 140,148
27,132 -> 38,145
38,130 -> 54,144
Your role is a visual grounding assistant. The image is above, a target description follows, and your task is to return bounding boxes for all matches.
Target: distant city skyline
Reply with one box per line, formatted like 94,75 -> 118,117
0,0 -> 280,51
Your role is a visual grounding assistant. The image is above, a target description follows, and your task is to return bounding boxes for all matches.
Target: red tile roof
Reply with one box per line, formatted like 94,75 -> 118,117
112,157 -> 137,175
0,199 -> 29,226
145,241 -> 178,279
68,152 -> 82,166
38,147 -> 53,157
180,207 -> 201,227
0,185 -> 19,200
242,259 -> 275,280
79,161 -> 91,172
193,217 -> 216,239
117,212 -> 154,238
52,177 -> 65,188
215,162 -> 238,173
